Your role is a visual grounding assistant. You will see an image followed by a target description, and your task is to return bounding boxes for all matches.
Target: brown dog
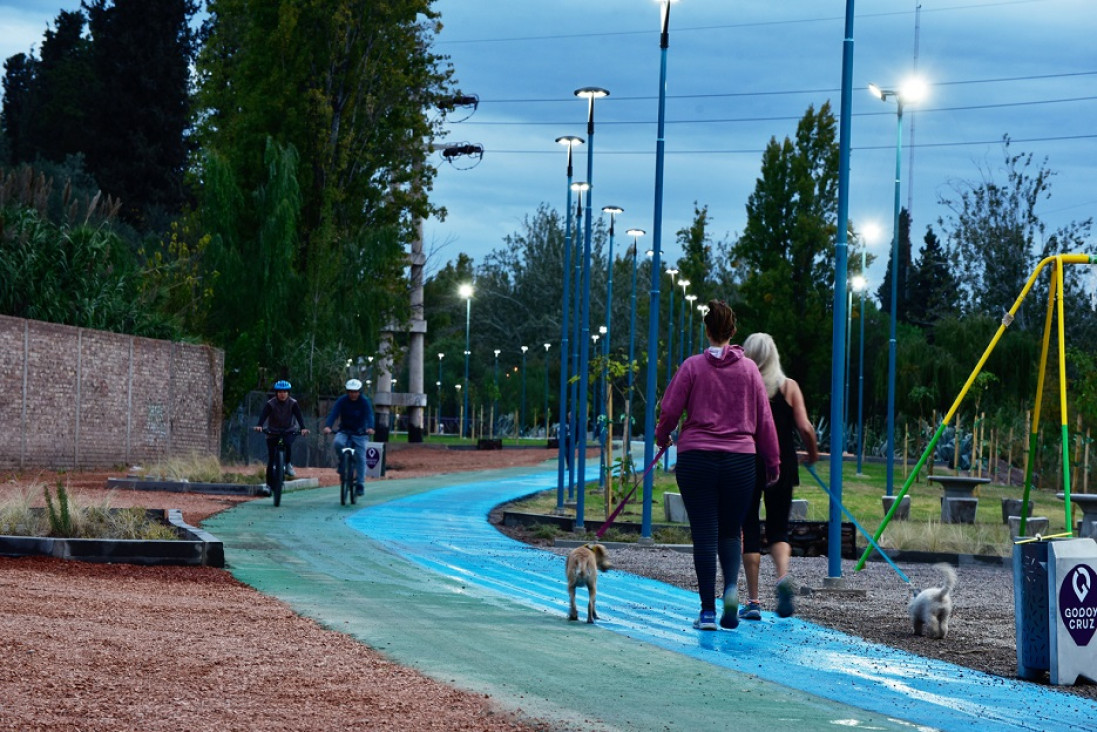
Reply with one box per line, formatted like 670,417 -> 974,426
566,543 -> 611,623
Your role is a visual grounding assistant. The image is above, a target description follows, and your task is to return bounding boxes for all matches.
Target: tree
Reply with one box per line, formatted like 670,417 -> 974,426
906,225 -> 961,327
874,207 -> 914,324
938,135 -> 1094,329
731,102 -> 839,404
673,203 -> 718,305
1,53 -> 36,164
84,0 -> 198,225
194,0 -> 456,399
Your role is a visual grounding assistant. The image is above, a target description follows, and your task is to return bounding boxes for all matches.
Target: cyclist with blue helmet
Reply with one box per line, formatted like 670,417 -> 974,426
322,378 -> 375,496
255,380 -> 309,491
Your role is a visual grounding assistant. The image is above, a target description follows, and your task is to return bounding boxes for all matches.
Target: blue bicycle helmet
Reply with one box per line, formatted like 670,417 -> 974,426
274,380 -> 292,391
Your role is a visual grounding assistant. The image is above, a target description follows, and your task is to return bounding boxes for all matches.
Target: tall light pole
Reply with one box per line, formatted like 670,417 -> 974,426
520,344 -> 529,437
685,294 -> 697,354
569,182 -> 589,501
643,0 -> 678,541
664,267 -> 678,387
827,0 -> 855,581
436,352 -> 444,434
459,283 -> 474,439
870,78 -> 926,497
574,86 -> 609,532
493,348 -> 501,438
454,383 -> 462,437
677,278 -> 690,365
626,229 -> 645,454
851,273 -> 867,475
697,303 -> 709,354
543,343 -> 551,439
555,136 -> 583,512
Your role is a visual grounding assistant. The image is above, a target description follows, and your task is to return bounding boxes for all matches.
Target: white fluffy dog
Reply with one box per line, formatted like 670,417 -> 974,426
908,563 -> 957,639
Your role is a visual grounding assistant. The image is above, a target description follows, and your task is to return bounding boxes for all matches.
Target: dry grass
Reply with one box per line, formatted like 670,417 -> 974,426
879,518 -> 1013,556
133,453 -> 263,484
0,484 -> 179,540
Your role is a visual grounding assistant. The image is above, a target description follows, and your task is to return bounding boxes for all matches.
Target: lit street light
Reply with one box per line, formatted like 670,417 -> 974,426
665,267 -> 678,387
436,352 -> 444,434
869,78 -> 926,497
569,181 -> 590,501
574,86 -> 609,531
696,302 -> 709,354
459,283 -> 474,439
520,345 -> 529,437
543,343 -> 551,440
677,278 -> 690,365
685,294 -> 697,354
851,273 -> 868,475
493,348 -> 501,438
642,0 -> 679,541
555,135 -> 583,511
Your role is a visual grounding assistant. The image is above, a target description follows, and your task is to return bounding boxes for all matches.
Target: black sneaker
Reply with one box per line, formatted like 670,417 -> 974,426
355,483 -> 365,497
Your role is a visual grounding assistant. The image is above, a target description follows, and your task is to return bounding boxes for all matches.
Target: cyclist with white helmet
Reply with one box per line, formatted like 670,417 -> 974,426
323,378 -> 375,496
254,380 -> 309,493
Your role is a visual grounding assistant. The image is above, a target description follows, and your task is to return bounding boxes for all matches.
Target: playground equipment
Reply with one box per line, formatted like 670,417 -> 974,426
855,254 -> 1092,572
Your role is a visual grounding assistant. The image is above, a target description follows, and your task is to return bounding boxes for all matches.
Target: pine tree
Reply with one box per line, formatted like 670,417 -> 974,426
906,225 -> 961,326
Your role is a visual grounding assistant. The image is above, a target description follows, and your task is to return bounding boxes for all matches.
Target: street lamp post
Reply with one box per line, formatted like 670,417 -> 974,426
455,384 -> 462,437
493,349 -> 501,438
520,345 -> 529,438
677,278 -> 690,365
664,267 -> 678,387
574,86 -> 609,532
685,294 -> 697,354
555,136 -> 583,511
626,229 -> 644,457
851,273 -> 867,475
643,0 -> 678,541
459,284 -> 474,439
436,352 -> 444,434
697,303 -> 709,354
569,182 -> 589,501
543,343 -> 551,439
869,78 -> 925,497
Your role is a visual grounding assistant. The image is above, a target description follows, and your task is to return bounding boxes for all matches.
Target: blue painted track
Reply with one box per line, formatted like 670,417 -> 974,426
349,465 -> 1097,732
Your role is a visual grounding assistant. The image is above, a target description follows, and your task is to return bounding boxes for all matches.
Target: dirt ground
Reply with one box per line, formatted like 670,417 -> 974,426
0,444 -> 558,732
2,443 -> 1093,731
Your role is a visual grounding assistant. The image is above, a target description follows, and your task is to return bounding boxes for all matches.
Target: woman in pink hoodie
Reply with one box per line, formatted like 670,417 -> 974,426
655,300 -> 779,631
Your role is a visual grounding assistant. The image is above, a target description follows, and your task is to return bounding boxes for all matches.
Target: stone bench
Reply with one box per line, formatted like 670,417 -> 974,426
940,496 -> 978,524
1001,498 -> 1035,524
882,495 -> 910,521
1007,515 -> 1049,538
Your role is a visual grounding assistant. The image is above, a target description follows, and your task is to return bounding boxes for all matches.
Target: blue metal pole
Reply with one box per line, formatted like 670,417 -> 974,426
555,143 -> 577,511
569,188 -> 584,500
643,1 -> 672,541
575,89 -> 603,533
828,0 -> 856,580
521,346 -> 528,436
665,273 -> 675,388
626,237 -> 640,454
463,297 -> 471,440
492,349 -> 499,437
886,102 -> 904,498
857,247 -> 866,475
677,284 -> 686,365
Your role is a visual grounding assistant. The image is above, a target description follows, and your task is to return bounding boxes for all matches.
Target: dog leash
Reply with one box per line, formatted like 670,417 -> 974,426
595,445 -> 668,539
804,464 -> 911,587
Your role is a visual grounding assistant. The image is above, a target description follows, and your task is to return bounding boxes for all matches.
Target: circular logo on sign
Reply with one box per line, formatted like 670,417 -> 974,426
1059,564 -> 1097,646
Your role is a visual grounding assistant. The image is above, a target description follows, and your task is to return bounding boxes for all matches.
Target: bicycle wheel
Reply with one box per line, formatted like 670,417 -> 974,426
349,455 -> 358,505
339,449 -> 350,506
272,446 -> 284,507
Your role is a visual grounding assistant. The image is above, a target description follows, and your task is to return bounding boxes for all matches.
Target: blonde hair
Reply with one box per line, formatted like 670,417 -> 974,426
741,332 -> 786,399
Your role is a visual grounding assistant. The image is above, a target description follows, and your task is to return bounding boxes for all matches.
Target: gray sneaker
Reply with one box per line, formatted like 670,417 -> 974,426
738,601 -> 762,621
776,576 -> 795,618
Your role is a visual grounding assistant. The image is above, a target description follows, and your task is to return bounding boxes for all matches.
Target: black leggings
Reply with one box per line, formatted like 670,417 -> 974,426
742,458 -> 793,553
675,450 -> 756,612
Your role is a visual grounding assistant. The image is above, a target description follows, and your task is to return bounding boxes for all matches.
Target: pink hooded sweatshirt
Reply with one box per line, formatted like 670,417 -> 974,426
654,344 -> 780,483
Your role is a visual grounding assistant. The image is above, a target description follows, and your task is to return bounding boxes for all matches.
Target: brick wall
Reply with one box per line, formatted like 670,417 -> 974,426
0,315 -> 224,469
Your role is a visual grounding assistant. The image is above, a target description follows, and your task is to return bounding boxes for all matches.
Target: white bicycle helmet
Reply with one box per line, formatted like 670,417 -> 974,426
345,378 -> 363,391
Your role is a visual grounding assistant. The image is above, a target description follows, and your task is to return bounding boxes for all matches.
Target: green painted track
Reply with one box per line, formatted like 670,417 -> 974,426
205,466 -> 908,731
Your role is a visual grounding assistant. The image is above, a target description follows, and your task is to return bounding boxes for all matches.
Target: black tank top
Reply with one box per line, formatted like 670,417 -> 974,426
771,388 -> 799,487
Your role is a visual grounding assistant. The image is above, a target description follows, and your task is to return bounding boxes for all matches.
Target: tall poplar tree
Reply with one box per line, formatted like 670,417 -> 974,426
731,102 -> 839,403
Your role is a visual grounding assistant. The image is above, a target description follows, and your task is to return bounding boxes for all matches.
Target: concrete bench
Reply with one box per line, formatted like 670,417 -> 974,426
940,496 -> 978,524
1008,515 -> 1048,538
882,495 -> 910,521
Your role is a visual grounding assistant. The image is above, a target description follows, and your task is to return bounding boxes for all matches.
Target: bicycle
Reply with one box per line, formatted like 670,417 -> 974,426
338,437 -> 359,506
262,428 -> 300,507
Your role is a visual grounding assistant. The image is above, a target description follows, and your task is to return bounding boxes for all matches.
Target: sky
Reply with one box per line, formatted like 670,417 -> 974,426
2,0 -> 1095,298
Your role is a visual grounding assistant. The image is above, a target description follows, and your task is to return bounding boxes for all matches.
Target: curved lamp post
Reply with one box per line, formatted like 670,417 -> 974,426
493,348 -> 501,438
555,136 -> 583,510
696,303 -> 709,354
459,283 -> 474,439
520,345 -> 529,437
436,352 -> 444,433
573,86 -> 609,532
642,0 -> 679,541
869,77 -> 926,497
684,294 -> 697,354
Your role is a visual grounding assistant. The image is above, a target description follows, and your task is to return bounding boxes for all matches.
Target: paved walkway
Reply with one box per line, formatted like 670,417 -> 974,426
205,462 -> 1097,731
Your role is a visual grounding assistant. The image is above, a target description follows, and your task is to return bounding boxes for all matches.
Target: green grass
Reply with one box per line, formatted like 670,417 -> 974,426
504,459 -> 1075,556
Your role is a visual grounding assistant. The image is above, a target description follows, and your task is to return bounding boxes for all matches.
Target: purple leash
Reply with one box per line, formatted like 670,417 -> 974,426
595,445 -> 669,539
